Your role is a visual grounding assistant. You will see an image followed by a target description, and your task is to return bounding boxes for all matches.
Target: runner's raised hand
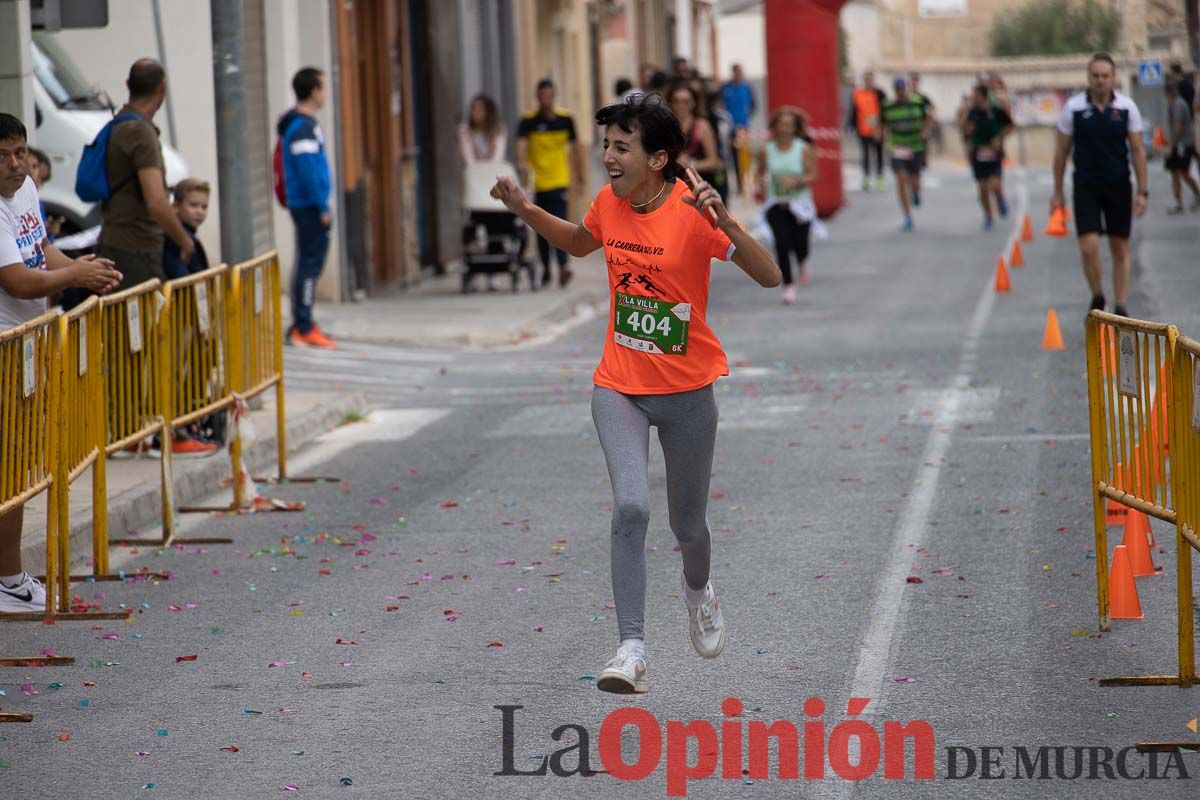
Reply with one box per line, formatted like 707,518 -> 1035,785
490,175 -> 530,214
680,166 -> 726,228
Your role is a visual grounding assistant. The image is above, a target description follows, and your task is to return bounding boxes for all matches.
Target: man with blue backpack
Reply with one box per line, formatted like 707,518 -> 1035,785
78,59 -> 194,292
275,67 -> 334,350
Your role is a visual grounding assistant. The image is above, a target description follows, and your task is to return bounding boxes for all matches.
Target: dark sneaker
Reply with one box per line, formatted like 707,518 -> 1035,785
1090,294 -> 1106,312
1114,304 -> 1129,318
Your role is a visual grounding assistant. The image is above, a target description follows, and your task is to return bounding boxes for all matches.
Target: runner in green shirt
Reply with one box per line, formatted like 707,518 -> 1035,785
881,78 -> 931,232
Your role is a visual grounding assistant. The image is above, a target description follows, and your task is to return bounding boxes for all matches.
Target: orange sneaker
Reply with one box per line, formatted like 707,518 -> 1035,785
301,325 -> 336,350
288,328 -> 309,347
171,437 -> 219,458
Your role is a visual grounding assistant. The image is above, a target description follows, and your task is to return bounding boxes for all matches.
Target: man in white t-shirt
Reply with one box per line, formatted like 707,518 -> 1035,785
0,113 -> 122,612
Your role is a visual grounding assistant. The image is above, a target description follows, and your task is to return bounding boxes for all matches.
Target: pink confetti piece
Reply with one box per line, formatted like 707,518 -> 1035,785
495,559 -> 517,566
100,633 -> 120,640
269,661 -> 287,668
284,785 -> 299,792
369,497 -> 387,505
893,677 -> 916,683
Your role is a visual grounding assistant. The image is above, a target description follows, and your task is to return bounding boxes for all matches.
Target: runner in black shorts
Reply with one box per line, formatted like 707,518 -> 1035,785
960,84 -> 1014,230
1163,79 -> 1200,213
1051,53 -> 1149,318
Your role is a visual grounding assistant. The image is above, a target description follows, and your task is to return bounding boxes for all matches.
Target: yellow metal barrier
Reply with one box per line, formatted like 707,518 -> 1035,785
98,280 -> 176,543
1086,312 -> 1177,629
231,251 -> 286,485
0,310 -> 62,618
51,297 -> 106,604
1169,334 -> 1200,685
1086,310 -> 1200,689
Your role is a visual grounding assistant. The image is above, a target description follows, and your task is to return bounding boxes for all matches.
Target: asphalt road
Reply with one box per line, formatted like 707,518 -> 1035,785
5,165 -> 1200,799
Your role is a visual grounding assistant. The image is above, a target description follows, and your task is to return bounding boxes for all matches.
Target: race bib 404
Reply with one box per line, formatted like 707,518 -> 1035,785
613,292 -> 690,355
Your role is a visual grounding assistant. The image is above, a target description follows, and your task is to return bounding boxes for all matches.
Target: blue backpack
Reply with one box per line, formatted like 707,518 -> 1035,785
75,112 -> 144,203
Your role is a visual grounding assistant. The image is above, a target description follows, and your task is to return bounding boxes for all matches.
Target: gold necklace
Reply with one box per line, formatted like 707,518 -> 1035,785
629,180 -> 668,209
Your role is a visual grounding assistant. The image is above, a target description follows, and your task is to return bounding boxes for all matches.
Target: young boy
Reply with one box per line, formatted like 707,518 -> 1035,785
162,178 -> 211,280
26,148 -> 63,240
158,177 -> 220,453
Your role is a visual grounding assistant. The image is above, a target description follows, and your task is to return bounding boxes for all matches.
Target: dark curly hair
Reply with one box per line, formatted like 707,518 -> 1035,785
594,92 -> 686,181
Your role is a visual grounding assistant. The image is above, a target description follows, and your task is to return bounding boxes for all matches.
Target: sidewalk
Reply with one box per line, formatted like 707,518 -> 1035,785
316,248 -> 609,348
20,388 -> 369,574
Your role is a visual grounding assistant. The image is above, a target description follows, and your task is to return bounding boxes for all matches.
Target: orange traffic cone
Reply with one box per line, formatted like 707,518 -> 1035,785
1010,240 -> 1025,267
1108,545 -> 1144,619
1122,510 -> 1160,577
1021,214 -> 1034,242
1042,308 -> 1064,350
1152,126 -> 1167,149
1045,207 -> 1068,237
994,257 -> 1011,292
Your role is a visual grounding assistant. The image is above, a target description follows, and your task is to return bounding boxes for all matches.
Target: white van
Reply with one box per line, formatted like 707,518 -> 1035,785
29,31 -> 188,234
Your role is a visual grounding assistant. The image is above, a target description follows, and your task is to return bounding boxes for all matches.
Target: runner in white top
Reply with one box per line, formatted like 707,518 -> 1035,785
0,113 -> 122,613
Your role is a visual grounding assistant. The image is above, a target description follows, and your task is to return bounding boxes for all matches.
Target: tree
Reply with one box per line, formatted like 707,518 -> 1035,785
990,0 -> 1120,57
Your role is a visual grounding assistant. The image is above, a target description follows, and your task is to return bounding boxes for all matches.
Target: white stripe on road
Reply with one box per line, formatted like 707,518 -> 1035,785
840,175 -> 1029,729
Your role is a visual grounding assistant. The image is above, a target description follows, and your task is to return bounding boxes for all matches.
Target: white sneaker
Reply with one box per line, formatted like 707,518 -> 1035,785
782,285 -> 797,305
596,643 -> 649,694
684,574 -> 727,659
0,573 -> 47,613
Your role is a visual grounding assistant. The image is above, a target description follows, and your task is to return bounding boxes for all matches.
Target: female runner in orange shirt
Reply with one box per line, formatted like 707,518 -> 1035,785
491,93 -> 780,694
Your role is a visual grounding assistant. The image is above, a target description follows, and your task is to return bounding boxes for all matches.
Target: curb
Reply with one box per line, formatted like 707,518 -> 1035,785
22,392 -> 371,572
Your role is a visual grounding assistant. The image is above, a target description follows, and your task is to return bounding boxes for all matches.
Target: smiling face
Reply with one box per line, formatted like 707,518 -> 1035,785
602,123 -> 665,199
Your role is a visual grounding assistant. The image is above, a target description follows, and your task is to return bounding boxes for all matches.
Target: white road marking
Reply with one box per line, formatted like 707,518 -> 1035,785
838,175 -> 1029,740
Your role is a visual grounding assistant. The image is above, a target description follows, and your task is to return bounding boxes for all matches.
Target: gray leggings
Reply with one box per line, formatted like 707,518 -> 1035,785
591,384 -> 719,642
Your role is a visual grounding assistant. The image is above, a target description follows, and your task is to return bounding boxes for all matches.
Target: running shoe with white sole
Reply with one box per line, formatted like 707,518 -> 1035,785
683,573 -> 727,659
0,573 -> 46,613
596,643 -> 649,694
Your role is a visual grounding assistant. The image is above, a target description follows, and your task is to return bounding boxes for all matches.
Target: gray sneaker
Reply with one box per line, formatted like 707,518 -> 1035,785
683,573 -> 727,659
597,643 -> 648,694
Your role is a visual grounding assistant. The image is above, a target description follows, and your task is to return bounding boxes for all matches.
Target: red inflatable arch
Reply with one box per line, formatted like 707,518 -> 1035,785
764,0 -> 847,218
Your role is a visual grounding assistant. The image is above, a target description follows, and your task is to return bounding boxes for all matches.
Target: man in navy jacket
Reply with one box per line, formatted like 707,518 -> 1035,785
278,67 -> 334,349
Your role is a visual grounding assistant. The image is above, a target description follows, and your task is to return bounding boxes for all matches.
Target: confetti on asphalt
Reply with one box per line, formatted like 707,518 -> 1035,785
175,655 -> 197,663
905,576 -> 923,584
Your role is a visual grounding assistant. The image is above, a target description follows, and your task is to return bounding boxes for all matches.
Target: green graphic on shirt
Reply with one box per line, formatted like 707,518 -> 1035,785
613,292 -> 690,355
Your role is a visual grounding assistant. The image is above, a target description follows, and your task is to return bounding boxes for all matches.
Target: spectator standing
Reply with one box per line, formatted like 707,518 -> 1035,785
0,113 -> 122,612
26,148 -> 62,239
721,64 -> 756,195
277,67 -> 334,349
516,78 -> 584,289
458,94 -> 507,163
99,59 -> 194,291
671,82 -> 728,206
162,178 -> 211,279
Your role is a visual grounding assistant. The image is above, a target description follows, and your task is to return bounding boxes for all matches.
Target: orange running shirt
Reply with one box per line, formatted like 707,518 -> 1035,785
583,180 -> 736,395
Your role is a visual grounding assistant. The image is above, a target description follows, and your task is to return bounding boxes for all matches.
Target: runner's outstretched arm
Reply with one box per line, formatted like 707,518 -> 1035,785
490,175 -> 601,257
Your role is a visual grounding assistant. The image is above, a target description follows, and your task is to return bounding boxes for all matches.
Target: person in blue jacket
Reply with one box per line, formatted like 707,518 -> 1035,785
277,67 -> 334,349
